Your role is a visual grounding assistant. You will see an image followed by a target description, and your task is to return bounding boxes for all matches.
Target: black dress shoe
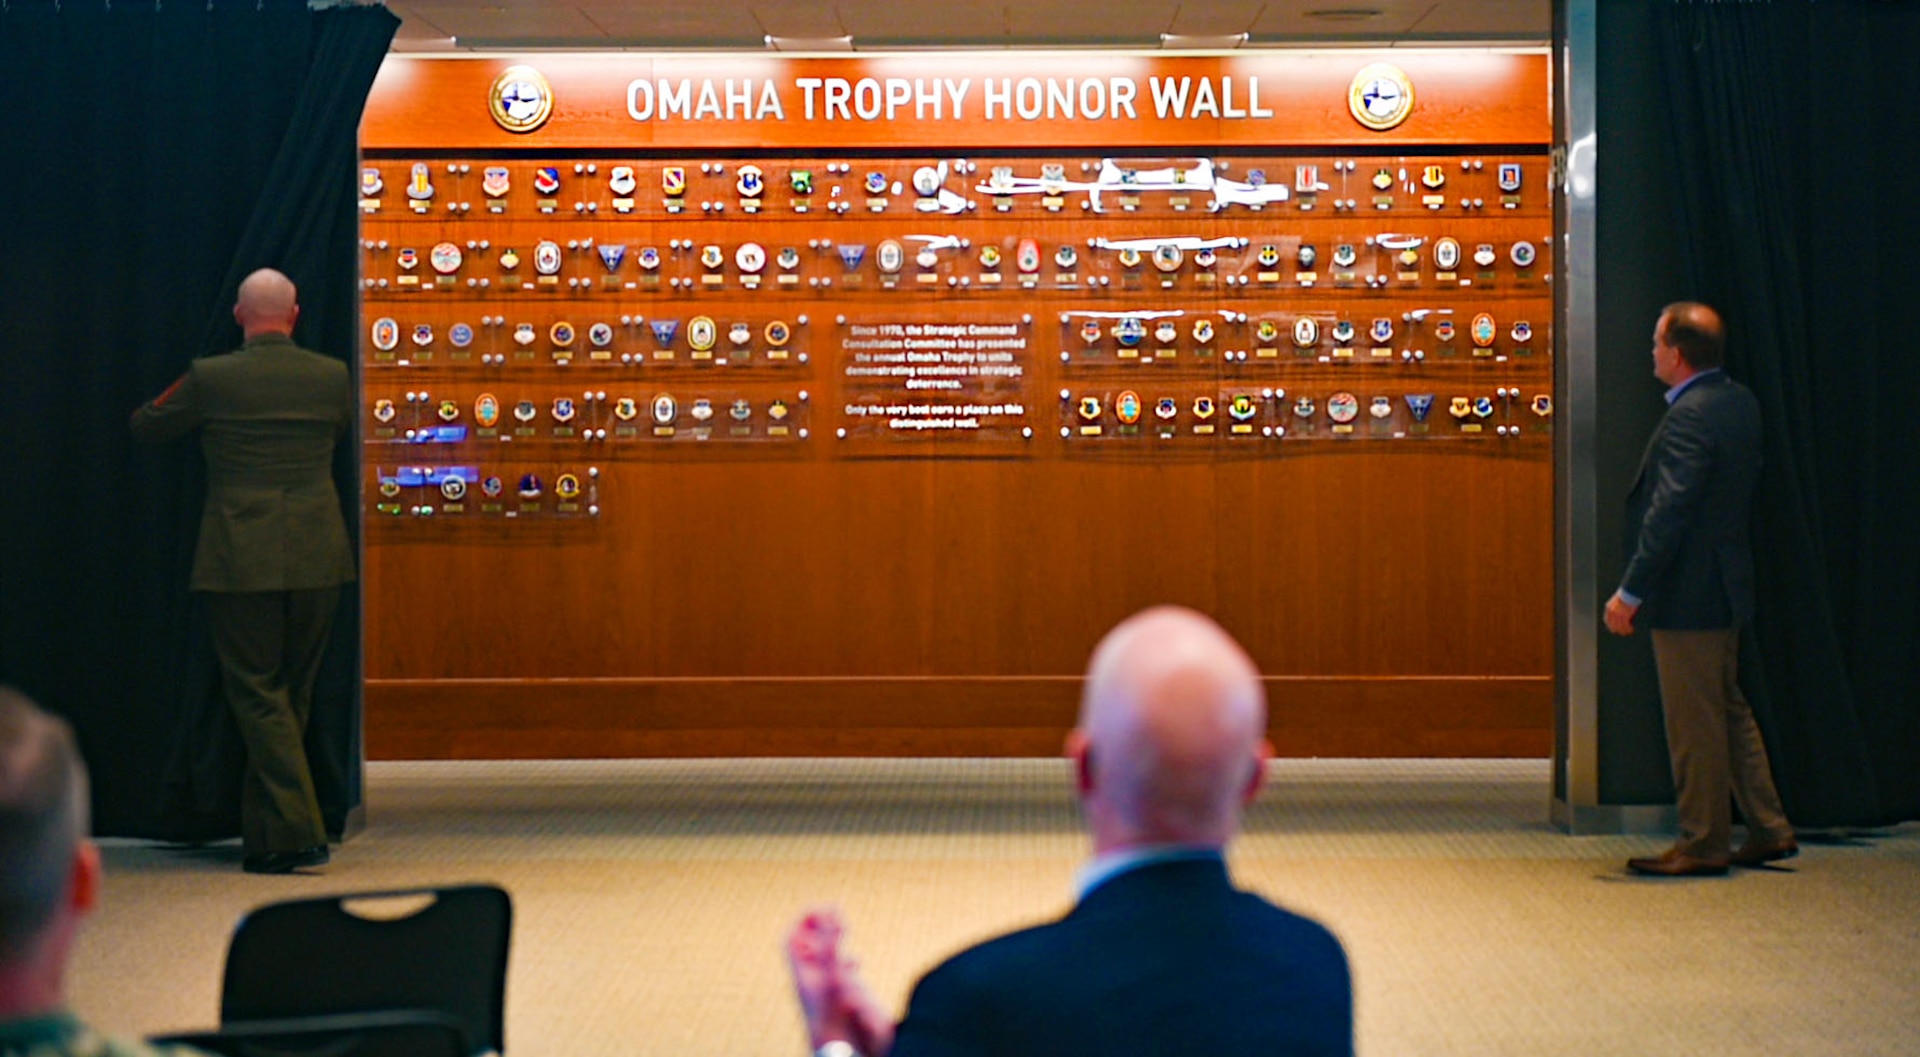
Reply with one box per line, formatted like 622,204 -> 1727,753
243,845 -> 331,875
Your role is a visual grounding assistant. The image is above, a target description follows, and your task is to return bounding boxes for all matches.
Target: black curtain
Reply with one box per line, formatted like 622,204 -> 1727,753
0,1 -> 398,838
1656,1 -> 1920,827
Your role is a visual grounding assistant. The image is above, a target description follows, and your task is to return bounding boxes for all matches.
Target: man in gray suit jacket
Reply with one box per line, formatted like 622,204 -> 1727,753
1605,302 -> 1797,877
131,269 -> 354,875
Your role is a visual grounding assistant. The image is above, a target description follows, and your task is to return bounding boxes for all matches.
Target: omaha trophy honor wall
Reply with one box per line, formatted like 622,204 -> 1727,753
358,52 -> 1556,759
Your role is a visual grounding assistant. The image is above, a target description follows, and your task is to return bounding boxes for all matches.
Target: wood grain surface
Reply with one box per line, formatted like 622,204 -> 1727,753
360,55 -> 1554,759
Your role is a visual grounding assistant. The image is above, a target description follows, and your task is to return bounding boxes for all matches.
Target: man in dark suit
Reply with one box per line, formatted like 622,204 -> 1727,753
131,268 -> 354,875
1605,302 -> 1797,877
787,606 -> 1352,1057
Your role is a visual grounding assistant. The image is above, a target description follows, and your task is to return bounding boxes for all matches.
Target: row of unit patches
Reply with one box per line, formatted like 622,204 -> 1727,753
358,236 -> 1545,290
360,158 -> 1532,218
365,390 -> 1551,438
365,315 -> 1541,358
1057,389 -> 1553,437
370,392 -> 809,438
370,465 -> 599,517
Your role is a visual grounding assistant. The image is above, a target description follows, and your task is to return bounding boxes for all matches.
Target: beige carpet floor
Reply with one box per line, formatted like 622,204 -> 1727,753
77,758 -> 1920,1056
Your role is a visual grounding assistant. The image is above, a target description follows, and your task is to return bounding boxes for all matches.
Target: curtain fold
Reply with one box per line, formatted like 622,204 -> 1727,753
0,1 -> 398,838
1656,0 -> 1920,827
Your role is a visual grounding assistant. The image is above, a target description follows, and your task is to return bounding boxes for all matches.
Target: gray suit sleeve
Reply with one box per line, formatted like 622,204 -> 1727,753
1619,402 -> 1714,602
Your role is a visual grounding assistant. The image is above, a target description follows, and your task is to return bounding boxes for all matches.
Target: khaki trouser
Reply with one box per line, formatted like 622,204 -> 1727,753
1650,628 -> 1793,858
205,588 -> 337,855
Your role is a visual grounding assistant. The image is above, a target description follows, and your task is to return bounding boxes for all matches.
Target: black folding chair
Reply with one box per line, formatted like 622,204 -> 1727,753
219,885 -> 511,1056
155,1010 -> 469,1057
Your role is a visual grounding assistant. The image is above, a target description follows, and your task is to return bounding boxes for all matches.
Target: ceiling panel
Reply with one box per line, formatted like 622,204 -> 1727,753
1166,0 -> 1266,39
750,2 -> 848,40
385,4 -> 453,42
574,2 -> 767,47
837,2 -> 1011,45
1406,0 -> 1549,38
1248,2 -> 1427,42
402,2 -> 608,43
383,0 -> 1550,51
1005,3 -> 1174,45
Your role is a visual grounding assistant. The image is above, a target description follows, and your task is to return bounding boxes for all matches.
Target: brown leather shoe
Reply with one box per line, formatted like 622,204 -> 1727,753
1627,848 -> 1730,877
1731,836 -> 1799,867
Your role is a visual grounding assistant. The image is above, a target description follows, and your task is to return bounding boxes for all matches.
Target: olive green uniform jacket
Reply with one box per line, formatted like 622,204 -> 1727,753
130,333 -> 355,591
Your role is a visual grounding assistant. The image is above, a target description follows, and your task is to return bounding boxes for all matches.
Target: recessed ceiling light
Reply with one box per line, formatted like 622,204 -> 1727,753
1160,32 -> 1249,49
1305,7 -> 1386,21
765,34 -> 854,52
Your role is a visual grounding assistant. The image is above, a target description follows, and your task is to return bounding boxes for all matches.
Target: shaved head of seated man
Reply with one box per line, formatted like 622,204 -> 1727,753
0,688 -> 201,1055
788,606 -> 1353,1057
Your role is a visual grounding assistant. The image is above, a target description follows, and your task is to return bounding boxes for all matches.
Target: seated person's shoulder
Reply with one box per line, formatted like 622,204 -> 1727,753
49,1025 -> 215,1057
120,1039 -> 215,1057
912,917 -> 1070,995
1236,889 -> 1348,951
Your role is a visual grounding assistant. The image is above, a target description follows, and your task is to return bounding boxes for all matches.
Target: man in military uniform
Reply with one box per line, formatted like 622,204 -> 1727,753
0,687 -> 204,1055
131,269 -> 354,874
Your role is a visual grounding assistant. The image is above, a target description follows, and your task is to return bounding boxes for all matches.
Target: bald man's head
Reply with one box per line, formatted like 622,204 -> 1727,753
234,269 -> 299,337
1071,607 -> 1270,850
1658,301 -> 1725,370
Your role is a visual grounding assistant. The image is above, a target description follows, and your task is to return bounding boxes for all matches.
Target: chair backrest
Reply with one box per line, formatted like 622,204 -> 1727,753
220,885 -> 511,1056
155,1010 -> 469,1057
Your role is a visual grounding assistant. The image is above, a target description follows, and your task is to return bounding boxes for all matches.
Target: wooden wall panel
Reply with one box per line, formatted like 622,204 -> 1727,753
364,449 -> 1551,678
360,54 -> 1555,759
364,676 -> 1551,759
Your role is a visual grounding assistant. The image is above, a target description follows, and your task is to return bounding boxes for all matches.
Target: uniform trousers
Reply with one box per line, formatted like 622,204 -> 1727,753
204,587 -> 337,855
1649,627 -> 1792,858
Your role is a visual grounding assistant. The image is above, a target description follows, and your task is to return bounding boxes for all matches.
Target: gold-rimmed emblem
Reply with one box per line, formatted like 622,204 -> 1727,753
688,316 -> 717,352
488,65 -> 554,134
1348,63 -> 1415,132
